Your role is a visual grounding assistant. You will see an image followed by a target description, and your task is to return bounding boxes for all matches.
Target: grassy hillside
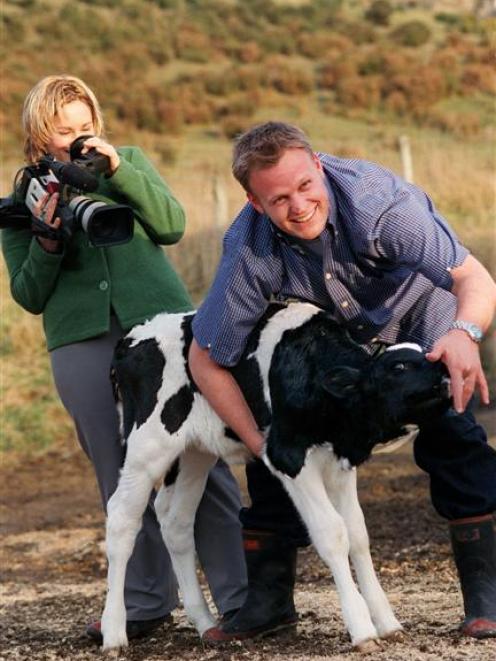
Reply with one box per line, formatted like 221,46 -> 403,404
1,0 -> 495,172
1,0 -> 495,453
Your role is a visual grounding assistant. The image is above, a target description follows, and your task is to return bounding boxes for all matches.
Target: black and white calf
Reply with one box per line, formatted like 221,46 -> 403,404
101,302 -> 450,651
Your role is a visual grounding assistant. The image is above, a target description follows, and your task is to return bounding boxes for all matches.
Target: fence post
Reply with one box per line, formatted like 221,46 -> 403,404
212,173 -> 228,229
200,173 -> 228,283
398,134 -> 414,183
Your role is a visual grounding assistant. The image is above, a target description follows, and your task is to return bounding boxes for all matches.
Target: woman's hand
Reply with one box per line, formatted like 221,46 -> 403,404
79,136 -> 120,175
33,192 -> 62,253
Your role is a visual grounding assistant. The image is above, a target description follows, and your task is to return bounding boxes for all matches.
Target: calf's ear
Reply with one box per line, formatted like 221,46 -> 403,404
321,366 -> 361,399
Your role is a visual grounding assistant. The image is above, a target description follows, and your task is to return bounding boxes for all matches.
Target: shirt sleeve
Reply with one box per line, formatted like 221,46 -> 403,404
369,177 -> 469,290
192,212 -> 283,366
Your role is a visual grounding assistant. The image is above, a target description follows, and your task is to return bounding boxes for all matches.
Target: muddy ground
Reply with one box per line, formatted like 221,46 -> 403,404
1,411 -> 495,661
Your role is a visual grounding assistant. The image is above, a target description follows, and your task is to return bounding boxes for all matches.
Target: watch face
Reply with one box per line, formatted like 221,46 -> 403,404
452,321 -> 483,342
471,325 -> 483,341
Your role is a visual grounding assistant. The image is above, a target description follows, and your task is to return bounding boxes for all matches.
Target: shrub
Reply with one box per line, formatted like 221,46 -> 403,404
435,12 -> 460,27
267,61 -> 314,95
317,59 -> 357,90
155,100 -> 184,134
384,90 -> 408,115
237,41 -> 262,64
1,14 -> 25,41
213,93 -> 258,120
461,64 -> 496,95
336,75 -> 381,109
391,20 -> 431,47
384,67 -> 447,112
426,109 -> 481,137
5,0 -> 35,6
220,115 -> 251,140
365,1 -> 393,27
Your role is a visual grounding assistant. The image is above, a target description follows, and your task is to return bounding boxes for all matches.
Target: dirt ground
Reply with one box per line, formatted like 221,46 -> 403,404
1,411 -> 495,661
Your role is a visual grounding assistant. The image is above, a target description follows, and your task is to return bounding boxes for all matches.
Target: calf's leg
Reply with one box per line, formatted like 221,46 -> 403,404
156,448 -> 218,636
325,459 -> 403,638
101,441 -> 179,650
269,454 -> 378,648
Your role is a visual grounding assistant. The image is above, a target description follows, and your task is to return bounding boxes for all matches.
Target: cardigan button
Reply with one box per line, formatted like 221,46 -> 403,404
99,280 -> 109,291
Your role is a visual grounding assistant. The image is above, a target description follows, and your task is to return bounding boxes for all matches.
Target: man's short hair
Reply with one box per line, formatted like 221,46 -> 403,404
232,121 -> 313,192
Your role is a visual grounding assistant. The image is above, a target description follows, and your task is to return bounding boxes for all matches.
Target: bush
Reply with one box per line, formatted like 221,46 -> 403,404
391,20 -> 431,47
267,61 -> 314,95
461,64 -> 496,95
365,0 -> 393,27
2,14 -> 25,40
384,90 -> 408,115
336,75 -> 381,109
435,12 -> 460,27
220,115 -> 251,140
317,59 -> 357,90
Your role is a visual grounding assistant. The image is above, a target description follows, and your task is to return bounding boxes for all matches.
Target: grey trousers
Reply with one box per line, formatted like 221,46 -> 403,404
50,317 -> 247,620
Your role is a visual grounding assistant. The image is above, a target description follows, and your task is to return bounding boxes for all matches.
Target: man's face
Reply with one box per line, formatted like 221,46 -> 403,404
247,148 -> 330,240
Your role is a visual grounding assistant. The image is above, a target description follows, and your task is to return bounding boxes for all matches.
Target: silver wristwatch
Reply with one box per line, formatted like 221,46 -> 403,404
450,320 -> 483,343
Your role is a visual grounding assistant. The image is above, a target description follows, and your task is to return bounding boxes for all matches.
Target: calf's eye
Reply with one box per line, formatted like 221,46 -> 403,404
393,362 -> 407,371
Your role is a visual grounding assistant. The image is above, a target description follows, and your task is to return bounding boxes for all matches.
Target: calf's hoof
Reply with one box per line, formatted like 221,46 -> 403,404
382,628 -> 405,642
353,637 -> 381,654
101,632 -> 129,652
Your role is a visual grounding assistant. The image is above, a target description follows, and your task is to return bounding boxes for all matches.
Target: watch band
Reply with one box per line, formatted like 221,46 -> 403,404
450,320 -> 483,343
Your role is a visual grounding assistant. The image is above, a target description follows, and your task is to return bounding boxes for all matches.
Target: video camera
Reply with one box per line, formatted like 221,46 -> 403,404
0,136 -> 134,248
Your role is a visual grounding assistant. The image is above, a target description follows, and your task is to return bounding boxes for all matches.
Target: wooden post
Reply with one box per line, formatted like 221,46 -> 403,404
212,173 -> 228,230
201,173 -> 228,283
399,135 -> 414,183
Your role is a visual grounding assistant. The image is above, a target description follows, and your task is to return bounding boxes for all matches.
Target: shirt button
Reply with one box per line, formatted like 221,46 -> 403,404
357,324 -> 364,330
341,300 -> 349,308
99,280 -> 109,291
325,272 -> 332,280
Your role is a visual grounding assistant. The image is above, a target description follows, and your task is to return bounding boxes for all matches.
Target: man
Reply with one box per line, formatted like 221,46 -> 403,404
189,122 -> 496,641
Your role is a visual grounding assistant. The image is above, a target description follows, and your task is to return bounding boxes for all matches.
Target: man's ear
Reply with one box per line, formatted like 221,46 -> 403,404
312,152 -> 323,173
247,191 -> 264,215
321,366 -> 361,399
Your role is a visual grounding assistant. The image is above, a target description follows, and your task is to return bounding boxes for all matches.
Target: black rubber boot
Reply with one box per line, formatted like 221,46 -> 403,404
449,514 -> 496,638
203,529 -> 298,642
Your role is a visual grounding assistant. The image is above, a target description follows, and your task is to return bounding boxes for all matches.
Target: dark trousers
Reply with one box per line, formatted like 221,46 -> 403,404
240,408 -> 496,547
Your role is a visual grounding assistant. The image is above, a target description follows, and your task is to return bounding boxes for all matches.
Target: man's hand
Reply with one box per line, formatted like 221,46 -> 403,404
246,431 -> 265,458
426,329 -> 489,413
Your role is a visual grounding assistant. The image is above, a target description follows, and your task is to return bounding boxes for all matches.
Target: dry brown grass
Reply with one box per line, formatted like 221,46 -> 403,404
1,116 -> 494,453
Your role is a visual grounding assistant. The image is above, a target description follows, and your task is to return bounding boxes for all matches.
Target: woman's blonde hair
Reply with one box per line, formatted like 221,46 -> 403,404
22,75 -> 105,163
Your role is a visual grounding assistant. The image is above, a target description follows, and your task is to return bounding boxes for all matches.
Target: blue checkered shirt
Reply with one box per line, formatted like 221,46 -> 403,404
193,153 -> 469,366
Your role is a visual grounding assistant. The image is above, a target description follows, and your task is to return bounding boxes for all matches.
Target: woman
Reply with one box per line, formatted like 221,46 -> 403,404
1,75 -> 246,643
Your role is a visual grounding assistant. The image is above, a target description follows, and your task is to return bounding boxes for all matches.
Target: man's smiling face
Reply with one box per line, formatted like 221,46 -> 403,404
247,148 -> 330,240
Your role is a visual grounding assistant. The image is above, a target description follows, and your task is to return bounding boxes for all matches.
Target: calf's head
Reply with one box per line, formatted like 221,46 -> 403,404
322,343 -> 451,456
